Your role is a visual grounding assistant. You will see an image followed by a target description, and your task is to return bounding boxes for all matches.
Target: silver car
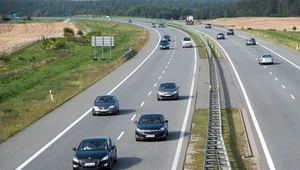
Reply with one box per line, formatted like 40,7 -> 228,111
182,37 -> 193,48
92,94 -> 119,115
258,54 -> 273,65
246,38 -> 256,45
157,82 -> 179,100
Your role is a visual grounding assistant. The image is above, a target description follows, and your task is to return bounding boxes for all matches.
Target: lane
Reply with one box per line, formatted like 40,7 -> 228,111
0,22 -> 198,170
193,24 -> 300,170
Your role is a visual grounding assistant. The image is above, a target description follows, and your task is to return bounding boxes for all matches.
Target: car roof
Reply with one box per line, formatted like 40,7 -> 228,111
160,82 -> 176,84
97,94 -> 115,97
83,136 -> 109,140
163,35 -> 170,37
218,33 -> 224,35
140,113 -> 164,117
261,54 -> 272,57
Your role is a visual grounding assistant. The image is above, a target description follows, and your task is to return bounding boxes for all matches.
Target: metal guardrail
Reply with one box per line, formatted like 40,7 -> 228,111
164,21 -> 231,170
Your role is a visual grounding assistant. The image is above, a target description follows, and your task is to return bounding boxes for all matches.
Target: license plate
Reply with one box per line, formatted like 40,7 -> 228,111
85,162 -> 95,166
100,109 -> 107,112
146,135 -> 155,137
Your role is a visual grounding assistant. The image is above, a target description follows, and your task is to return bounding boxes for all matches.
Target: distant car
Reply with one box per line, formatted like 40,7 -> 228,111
159,40 -> 170,50
128,19 -> 132,23
92,94 -> 119,115
227,28 -> 234,35
151,23 -> 156,28
182,37 -> 193,48
134,113 -> 169,141
72,136 -> 117,170
205,24 -> 211,28
217,33 -> 225,39
159,23 -> 166,28
246,38 -> 256,45
157,82 -> 179,100
258,54 -> 274,65
163,34 -> 171,41
109,17 -> 113,21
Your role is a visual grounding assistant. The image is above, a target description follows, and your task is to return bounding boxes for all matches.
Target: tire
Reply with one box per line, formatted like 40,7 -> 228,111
114,152 -> 117,163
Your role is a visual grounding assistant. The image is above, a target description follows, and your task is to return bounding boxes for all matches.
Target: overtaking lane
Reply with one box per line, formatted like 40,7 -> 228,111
194,24 -> 300,170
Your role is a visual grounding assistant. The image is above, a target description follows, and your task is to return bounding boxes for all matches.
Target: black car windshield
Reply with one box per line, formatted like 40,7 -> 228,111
160,83 -> 176,89
262,55 -> 272,58
78,139 -> 107,151
183,37 -> 191,41
95,96 -> 114,103
139,115 -> 163,124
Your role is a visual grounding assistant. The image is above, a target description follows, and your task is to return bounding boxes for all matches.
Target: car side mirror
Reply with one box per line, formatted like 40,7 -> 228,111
165,120 -> 169,123
134,121 -> 138,124
178,86 -> 180,88
72,147 -> 76,151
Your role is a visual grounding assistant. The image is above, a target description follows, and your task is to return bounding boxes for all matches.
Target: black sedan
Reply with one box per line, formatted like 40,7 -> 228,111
72,136 -> 117,170
246,38 -> 256,45
157,82 -> 179,100
217,33 -> 225,39
163,35 -> 171,41
92,94 -> 119,115
134,113 -> 169,141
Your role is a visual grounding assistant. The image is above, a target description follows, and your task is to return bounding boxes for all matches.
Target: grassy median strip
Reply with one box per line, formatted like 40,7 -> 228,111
0,20 -> 148,143
185,108 -> 254,170
240,29 -> 300,54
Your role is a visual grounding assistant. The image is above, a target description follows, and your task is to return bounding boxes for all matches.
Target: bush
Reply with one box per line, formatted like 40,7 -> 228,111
284,29 -> 287,31
267,28 -> 276,31
77,30 -> 84,36
247,27 -> 252,30
1,16 -> 11,21
54,40 -> 66,50
63,27 -> 75,37
292,26 -> 297,31
0,54 -> 12,62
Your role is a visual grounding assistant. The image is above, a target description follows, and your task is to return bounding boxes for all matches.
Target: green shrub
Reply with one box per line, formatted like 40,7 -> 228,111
284,29 -> 287,31
63,27 -> 75,37
292,26 -> 297,31
77,30 -> 84,36
247,27 -> 252,30
54,40 -> 66,50
267,28 -> 276,31
0,54 -> 12,62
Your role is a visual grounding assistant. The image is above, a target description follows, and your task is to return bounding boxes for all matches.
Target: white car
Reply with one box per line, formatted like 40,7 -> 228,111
258,54 -> 274,65
182,37 -> 193,48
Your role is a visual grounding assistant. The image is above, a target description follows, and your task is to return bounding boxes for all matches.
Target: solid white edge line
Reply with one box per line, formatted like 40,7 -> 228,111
203,33 -> 276,170
15,108 -> 92,170
131,114 -> 136,121
117,131 -> 124,140
15,26 -> 163,170
171,30 -> 197,170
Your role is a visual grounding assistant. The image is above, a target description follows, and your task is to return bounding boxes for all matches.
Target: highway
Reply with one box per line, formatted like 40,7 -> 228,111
0,22 -> 199,170
192,24 -> 300,170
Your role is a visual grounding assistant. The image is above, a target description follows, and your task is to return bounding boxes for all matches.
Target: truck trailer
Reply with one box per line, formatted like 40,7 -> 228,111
186,15 -> 194,25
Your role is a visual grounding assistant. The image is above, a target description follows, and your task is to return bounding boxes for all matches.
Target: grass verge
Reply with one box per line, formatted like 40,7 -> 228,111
185,108 -> 255,170
0,20 -> 148,143
240,29 -> 300,54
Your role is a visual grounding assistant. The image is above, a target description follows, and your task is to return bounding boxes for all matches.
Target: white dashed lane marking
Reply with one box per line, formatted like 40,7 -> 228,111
165,66 -> 168,69
159,76 -> 161,79
162,71 -> 165,74
269,72 -> 272,75
281,85 -> 286,89
140,102 -> 145,107
148,91 -> 152,95
154,83 -> 157,87
131,114 -> 136,121
275,78 -> 278,81
291,95 -> 295,99
117,131 -> 124,140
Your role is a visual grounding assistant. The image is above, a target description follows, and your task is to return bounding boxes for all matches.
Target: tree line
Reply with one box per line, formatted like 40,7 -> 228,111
0,0 -> 300,20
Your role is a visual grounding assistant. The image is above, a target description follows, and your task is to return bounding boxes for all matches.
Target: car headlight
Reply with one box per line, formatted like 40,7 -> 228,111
73,156 -> 79,163
108,105 -> 115,109
172,91 -> 178,94
157,91 -> 163,95
101,155 -> 109,161
136,128 -> 142,133
93,106 -> 100,111
159,127 -> 165,131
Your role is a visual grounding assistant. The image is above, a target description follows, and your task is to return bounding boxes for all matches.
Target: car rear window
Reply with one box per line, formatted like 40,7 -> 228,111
262,55 -> 272,58
183,37 -> 191,41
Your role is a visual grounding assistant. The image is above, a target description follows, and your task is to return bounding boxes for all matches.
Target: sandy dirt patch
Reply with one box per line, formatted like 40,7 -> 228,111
0,22 -> 79,54
200,17 -> 300,31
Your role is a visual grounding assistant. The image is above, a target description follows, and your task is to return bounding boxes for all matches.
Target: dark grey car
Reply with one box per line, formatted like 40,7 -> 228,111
157,82 -> 179,100
227,28 -> 234,35
246,38 -> 256,45
92,94 -> 119,115
217,33 -> 225,39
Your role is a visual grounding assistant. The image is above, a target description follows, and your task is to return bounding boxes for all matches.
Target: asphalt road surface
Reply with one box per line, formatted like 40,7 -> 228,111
193,24 -> 300,170
0,22 -> 200,170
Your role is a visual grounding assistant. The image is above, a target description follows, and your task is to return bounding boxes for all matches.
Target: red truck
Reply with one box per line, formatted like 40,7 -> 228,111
186,15 -> 194,25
